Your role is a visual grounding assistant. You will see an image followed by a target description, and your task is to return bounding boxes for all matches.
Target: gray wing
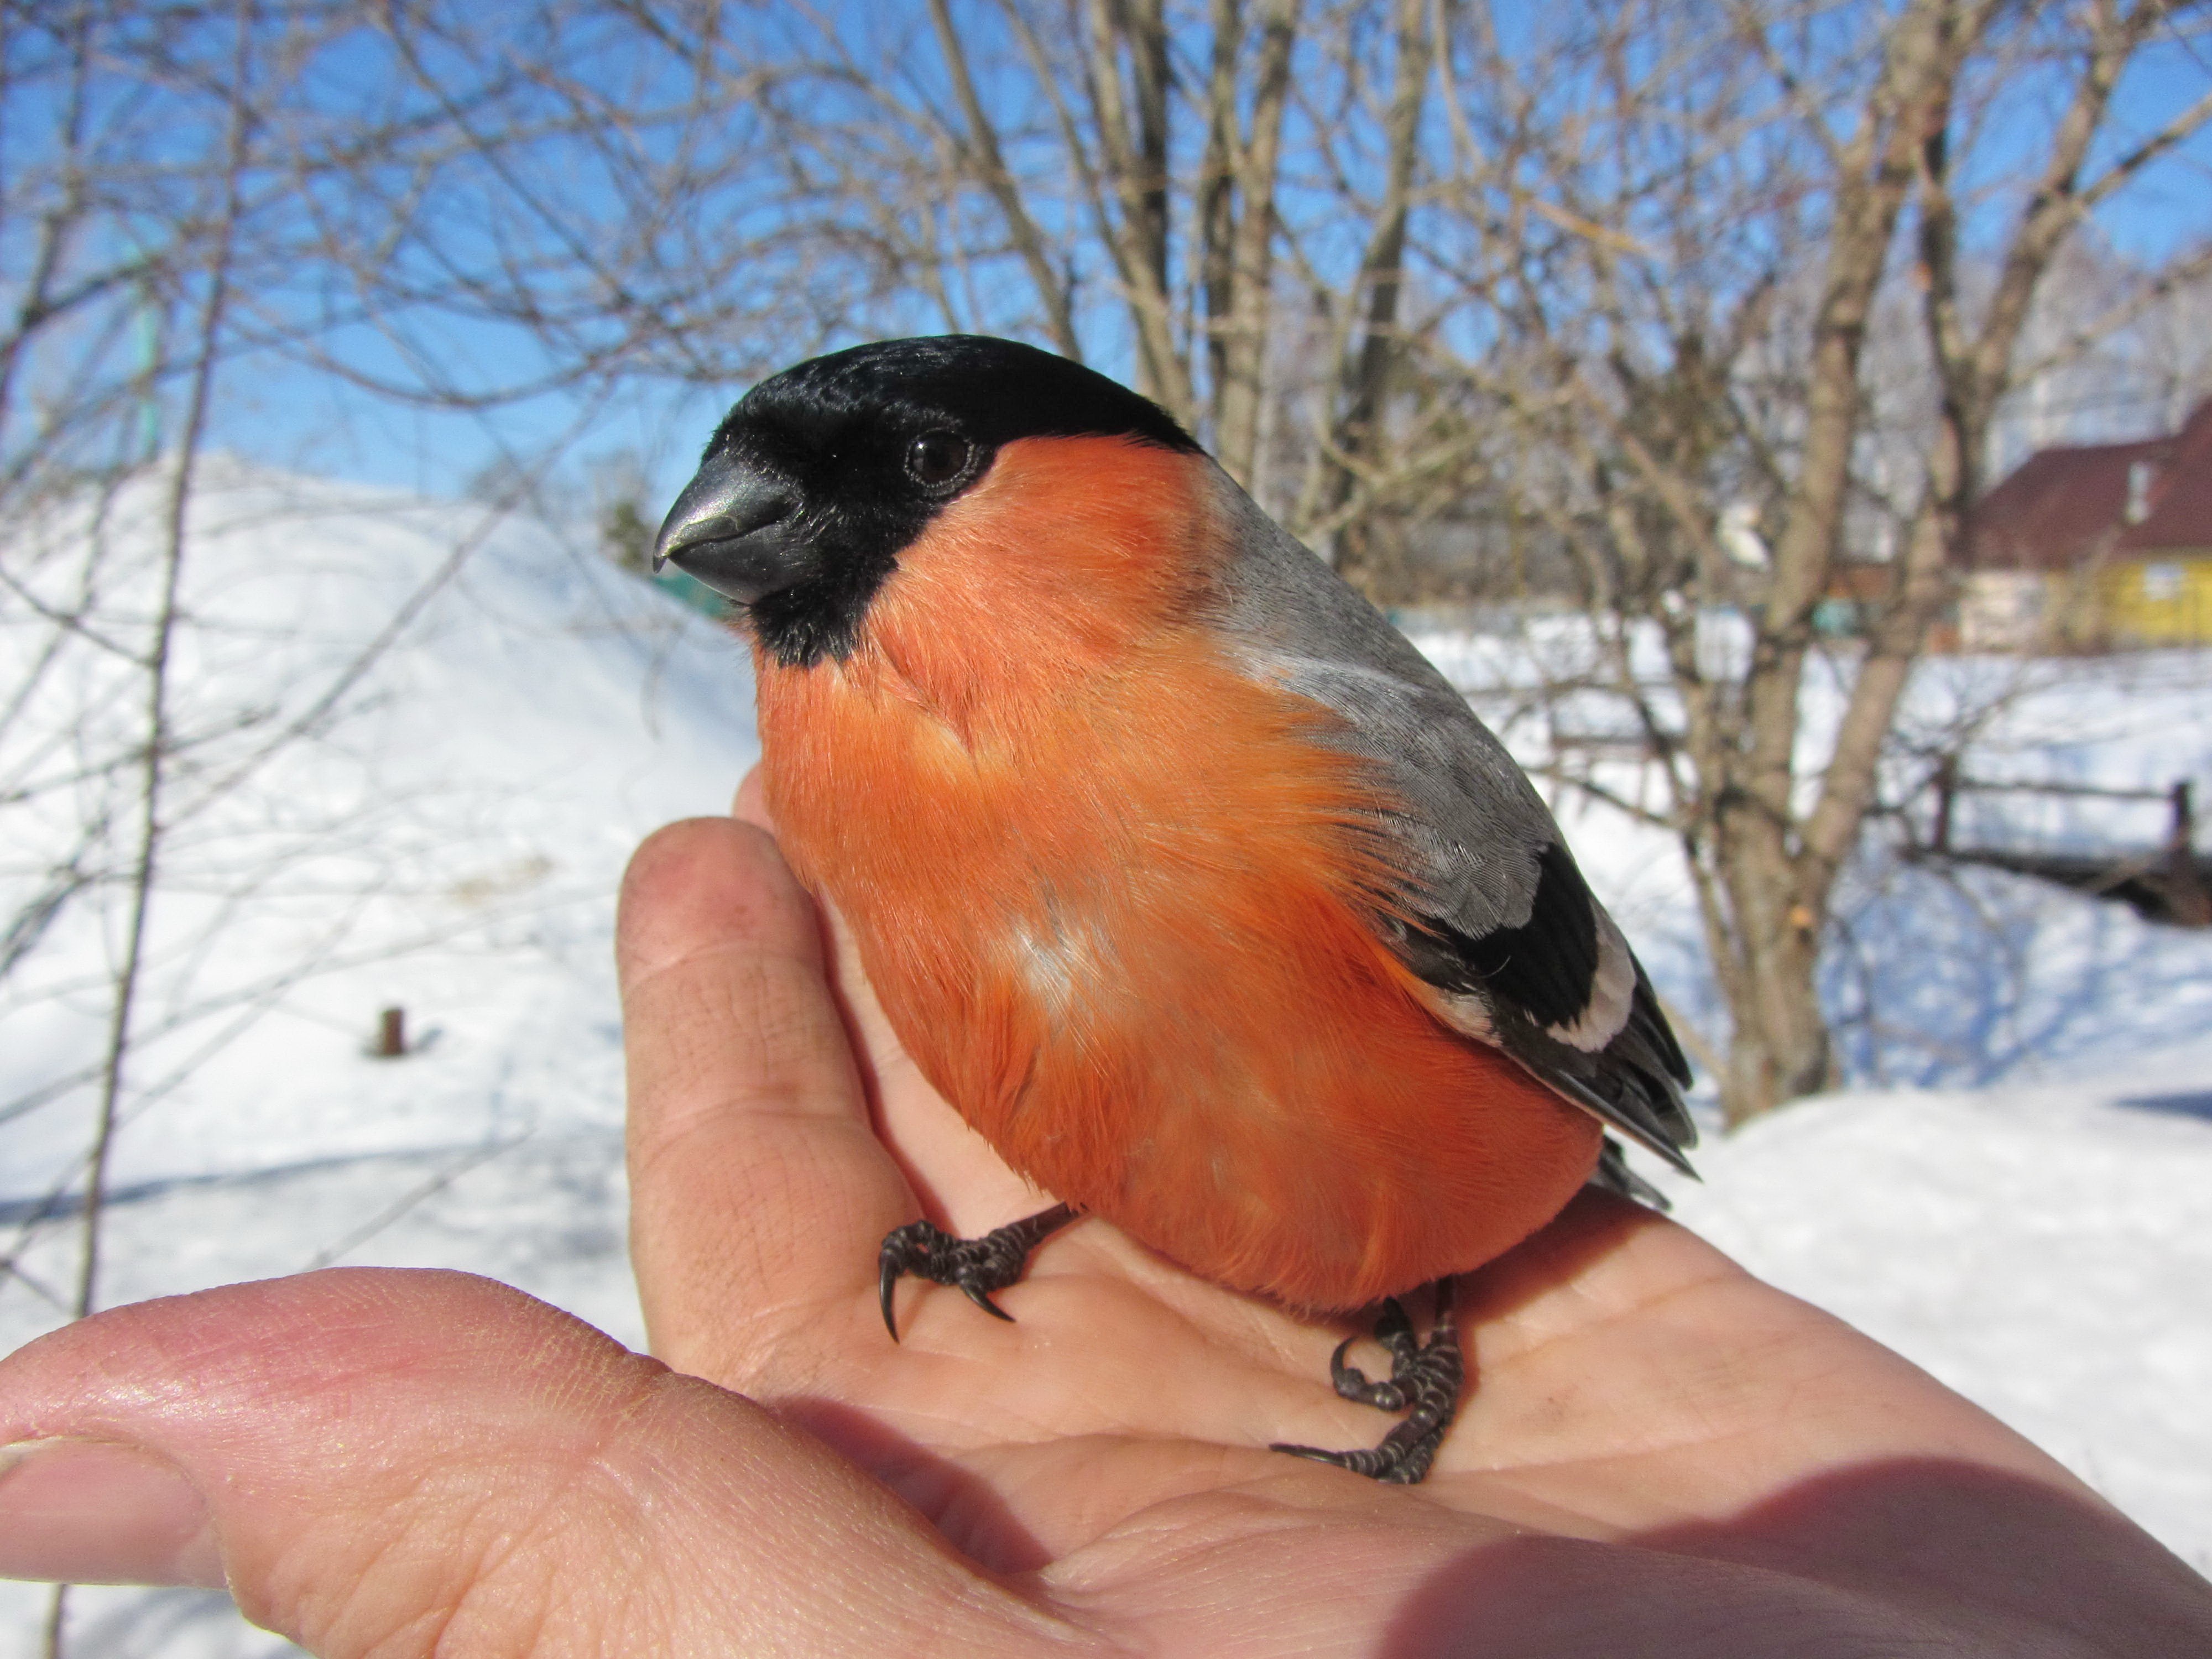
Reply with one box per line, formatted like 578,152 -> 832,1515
1203,467 -> 1697,1176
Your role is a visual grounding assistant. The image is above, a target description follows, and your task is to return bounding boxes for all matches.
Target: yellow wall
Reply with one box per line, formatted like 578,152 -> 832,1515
2096,554 -> 2212,645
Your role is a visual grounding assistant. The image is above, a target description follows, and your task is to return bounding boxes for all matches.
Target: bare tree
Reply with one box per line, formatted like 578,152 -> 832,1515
0,12 -> 667,1652
336,0 -> 1474,519
317,0 -> 2206,1126
1404,0 -> 2211,1119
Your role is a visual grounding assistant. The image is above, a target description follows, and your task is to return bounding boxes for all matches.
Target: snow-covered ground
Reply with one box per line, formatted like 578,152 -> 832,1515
1,476 -> 2206,1655
1,461 -> 756,1272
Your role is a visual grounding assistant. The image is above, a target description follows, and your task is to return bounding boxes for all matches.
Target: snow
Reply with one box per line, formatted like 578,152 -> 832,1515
1,459 -> 757,1239
1,479 -> 2206,1653
1,465 -> 757,1658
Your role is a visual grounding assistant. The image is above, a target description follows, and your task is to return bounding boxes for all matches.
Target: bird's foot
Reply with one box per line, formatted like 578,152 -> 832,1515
1272,1281 -> 1463,1485
877,1201 -> 1078,1339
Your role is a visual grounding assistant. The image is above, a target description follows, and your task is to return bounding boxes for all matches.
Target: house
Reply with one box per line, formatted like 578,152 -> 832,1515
1964,399 -> 2212,649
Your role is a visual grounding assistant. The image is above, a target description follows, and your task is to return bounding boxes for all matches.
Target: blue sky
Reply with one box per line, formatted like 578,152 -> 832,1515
130,3 -> 2209,512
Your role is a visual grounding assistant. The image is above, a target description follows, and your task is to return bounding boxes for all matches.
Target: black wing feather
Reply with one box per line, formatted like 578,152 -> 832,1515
1400,842 -> 1599,1031
1589,1136 -> 1672,1209
1400,843 -> 1698,1177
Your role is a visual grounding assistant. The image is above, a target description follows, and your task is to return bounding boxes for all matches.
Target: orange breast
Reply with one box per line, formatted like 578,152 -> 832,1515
756,437 -> 1599,1310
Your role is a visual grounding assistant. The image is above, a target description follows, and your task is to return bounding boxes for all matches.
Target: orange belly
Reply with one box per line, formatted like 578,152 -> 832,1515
755,619 -> 1601,1310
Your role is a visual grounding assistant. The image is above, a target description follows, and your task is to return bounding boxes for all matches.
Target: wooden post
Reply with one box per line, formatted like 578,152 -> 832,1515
377,1006 -> 406,1058
1931,754 -> 1957,854
2168,781 -> 2209,927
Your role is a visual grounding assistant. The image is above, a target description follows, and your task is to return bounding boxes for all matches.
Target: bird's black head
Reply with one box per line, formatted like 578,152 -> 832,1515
653,335 -> 1199,667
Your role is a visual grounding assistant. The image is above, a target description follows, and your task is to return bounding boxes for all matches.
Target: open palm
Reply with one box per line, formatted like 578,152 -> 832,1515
0,805 -> 2204,1656
616,805 -> 2205,1653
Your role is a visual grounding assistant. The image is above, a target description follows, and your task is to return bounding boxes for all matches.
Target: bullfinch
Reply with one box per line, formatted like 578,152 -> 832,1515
653,335 -> 1695,1482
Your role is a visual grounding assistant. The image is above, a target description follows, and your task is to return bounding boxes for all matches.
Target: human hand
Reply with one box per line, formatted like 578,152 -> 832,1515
1,798 -> 2206,1656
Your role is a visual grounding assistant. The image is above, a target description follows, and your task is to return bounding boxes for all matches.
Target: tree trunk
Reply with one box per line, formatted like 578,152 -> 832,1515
1718,856 -> 1835,1124
1318,0 -> 1431,594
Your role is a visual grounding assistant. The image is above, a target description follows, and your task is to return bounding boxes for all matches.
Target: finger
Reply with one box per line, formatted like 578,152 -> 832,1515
618,818 -> 911,1382
733,761 -> 771,831
0,1272 -> 1064,1655
0,1438 -> 220,1587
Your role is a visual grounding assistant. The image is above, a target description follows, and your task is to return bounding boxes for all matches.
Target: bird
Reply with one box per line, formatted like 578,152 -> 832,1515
652,335 -> 1695,1482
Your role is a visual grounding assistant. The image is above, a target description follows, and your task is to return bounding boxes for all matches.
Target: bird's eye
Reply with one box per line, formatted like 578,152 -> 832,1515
905,430 -> 975,491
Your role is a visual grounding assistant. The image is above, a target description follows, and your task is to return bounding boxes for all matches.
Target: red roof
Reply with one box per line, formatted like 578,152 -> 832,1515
1970,399 -> 2212,571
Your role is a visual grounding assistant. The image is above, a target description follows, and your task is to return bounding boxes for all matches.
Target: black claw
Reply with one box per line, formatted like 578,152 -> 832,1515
876,1202 -> 1078,1339
1328,1333 -> 1407,1409
877,1217 -> 945,1342
1274,1281 -> 1464,1485
961,1281 -> 1016,1321
1327,1296 -> 1426,1408
878,1254 -> 902,1340
1327,1334 -> 1363,1391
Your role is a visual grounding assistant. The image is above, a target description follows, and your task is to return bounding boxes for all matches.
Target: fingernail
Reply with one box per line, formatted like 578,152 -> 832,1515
0,1438 -> 223,1588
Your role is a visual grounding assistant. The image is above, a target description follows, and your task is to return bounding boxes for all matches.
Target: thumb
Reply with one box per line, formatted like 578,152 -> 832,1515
0,1270 -> 1067,1656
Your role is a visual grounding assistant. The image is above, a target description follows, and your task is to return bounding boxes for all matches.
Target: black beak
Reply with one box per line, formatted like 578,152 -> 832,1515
651,451 -> 808,604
